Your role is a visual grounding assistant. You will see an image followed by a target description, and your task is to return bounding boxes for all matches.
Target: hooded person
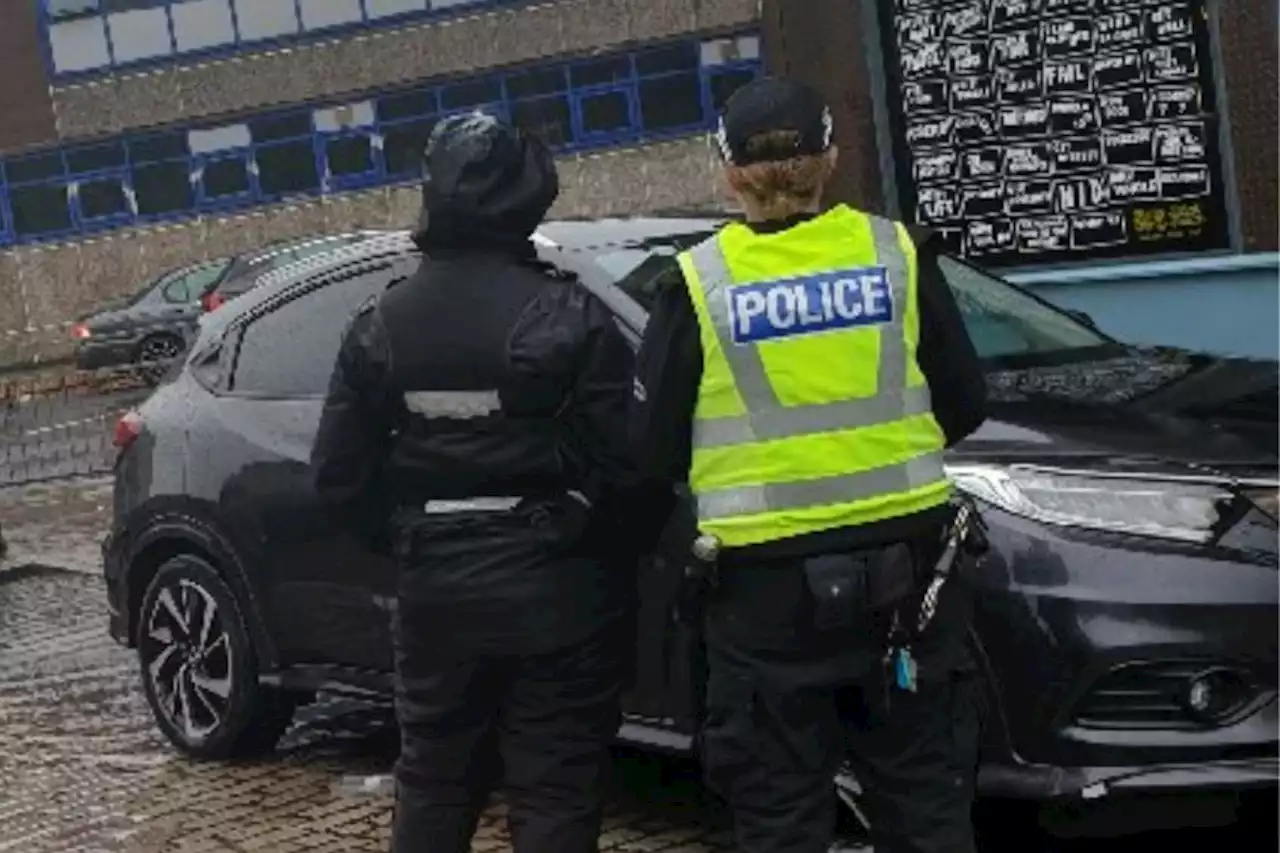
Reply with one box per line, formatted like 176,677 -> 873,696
311,111 -> 639,853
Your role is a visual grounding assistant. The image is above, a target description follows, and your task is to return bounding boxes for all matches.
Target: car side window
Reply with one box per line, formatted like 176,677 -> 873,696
165,259 -> 231,304
230,259 -> 411,398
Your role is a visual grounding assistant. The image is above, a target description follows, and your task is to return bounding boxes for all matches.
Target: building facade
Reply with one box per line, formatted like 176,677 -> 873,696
0,0 -> 1275,366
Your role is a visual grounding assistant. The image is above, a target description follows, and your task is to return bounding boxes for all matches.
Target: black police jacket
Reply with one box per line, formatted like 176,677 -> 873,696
311,239 -> 640,651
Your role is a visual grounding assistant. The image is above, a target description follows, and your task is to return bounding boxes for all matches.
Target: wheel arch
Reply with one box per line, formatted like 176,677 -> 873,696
124,515 -> 280,671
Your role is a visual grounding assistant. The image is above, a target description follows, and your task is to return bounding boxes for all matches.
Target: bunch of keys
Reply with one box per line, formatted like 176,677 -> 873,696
882,611 -> 918,693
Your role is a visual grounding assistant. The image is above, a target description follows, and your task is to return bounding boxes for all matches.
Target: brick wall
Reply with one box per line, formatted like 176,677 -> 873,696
0,0 -> 58,154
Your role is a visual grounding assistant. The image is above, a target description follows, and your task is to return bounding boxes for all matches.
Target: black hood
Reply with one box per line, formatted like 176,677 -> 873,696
412,112 -> 560,254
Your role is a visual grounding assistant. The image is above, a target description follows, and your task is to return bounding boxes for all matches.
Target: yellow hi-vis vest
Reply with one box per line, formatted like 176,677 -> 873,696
677,205 -> 952,549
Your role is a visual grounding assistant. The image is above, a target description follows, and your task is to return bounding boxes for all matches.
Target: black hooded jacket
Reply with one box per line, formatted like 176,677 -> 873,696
310,116 -> 638,652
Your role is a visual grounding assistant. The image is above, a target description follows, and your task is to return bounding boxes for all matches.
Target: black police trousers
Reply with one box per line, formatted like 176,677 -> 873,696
700,546 -> 982,853
389,550 -> 626,853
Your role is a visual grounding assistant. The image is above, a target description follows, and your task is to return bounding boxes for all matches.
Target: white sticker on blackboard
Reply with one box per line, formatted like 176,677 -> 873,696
1159,164 -> 1212,198
965,219 -> 1017,255
1153,122 -> 1206,163
1070,212 -> 1129,249
1016,216 -> 1071,253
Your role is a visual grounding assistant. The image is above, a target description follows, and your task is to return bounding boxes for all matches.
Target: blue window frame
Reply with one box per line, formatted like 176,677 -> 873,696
38,0 -> 535,79
0,33 -> 763,247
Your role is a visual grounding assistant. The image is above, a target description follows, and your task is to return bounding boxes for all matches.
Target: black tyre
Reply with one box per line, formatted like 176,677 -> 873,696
136,554 -> 296,760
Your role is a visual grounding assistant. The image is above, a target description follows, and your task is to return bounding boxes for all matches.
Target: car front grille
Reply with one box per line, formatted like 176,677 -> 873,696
1073,660 -> 1271,731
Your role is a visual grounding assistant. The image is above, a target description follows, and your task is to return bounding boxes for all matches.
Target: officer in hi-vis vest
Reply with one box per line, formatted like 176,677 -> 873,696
629,77 -> 990,853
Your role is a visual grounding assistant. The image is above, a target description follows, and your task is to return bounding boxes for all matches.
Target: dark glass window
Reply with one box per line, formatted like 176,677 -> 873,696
233,262 -> 406,397
639,73 -> 703,130
10,184 -> 72,236
512,96 -> 572,148
66,143 -> 126,173
78,177 -> 128,218
133,161 -> 192,215
249,112 -> 312,143
327,135 -> 374,177
378,88 -> 436,121
384,118 -> 437,176
636,44 -> 697,76
581,91 -> 631,134
441,78 -> 501,110
6,153 -> 65,184
256,141 -> 320,196
204,158 -> 251,198
506,67 -> 567,99
571,57 -> 632,88
129,132 -> 188,163
710,69 -> 757,111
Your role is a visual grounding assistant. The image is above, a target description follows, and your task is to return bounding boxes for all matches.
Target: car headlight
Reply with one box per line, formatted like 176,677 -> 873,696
946,464 -> 1233,543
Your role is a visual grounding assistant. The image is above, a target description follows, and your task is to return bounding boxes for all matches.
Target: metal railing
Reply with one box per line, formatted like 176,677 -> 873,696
0,362 -> 159,487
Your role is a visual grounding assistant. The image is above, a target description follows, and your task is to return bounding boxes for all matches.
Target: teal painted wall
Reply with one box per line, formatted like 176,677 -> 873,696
1008,254 -> 1280,361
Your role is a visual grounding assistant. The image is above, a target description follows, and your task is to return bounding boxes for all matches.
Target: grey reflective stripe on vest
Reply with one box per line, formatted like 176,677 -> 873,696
687,215 -> 946,518
404,390 -> 501,418
424,497 -> 522,514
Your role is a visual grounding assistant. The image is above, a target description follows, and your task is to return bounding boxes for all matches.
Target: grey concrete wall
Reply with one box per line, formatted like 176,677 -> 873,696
51,0 -> 759,140
0,135 -> 724,367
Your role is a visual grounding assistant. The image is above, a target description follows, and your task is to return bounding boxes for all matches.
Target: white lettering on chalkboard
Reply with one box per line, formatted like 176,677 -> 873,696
1049,137 -> 1106,170
942,2 -> 988,37
997,66 -> 1043,101
918,186 -> 961,223
887,0 -> 1219,262
1016,216 -> 1071,252
965,219 -> 1017,255
952,75 -> 995,109
1006,179 -> 1057,215
990,0 -> 1040,30
992,28 -> 1041,65
1055,175 -> 1111,211
1043,18 -> 1094,59
1153,122 -> 1206,163
1106,166 -> 1161,201
1145,43 -> 1197,81
1070,212 -> 1129,249
1150,85 -> 1201,119
907,115 -> 955,147
1044,60 -> 1093,94
1095,11 -> 1145,50
1159,164 -> 1211,199
999,104 -> 1051,138
962,184 -> 1006,218
914,151 -> 960,182
905,80 -> 950,113
1003,143 -> 1053,176
1148,4 -> 1194,42
962,147 -> 1003,180
1098,90 -> 1148,125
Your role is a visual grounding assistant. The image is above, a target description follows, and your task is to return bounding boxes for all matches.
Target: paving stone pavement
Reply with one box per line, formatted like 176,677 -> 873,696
0,477 -> 739,853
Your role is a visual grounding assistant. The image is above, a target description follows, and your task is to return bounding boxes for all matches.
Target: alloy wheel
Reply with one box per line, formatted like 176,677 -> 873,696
141,578 -> 235,744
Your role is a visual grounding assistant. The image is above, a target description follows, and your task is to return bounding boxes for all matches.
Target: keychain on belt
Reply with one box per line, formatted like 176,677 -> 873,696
884,499 -> 984,694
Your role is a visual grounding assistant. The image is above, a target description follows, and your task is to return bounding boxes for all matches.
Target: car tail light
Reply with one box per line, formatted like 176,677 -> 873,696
71,322 -> 91,340
201,291 -> 227,313
113,411 -> 143,450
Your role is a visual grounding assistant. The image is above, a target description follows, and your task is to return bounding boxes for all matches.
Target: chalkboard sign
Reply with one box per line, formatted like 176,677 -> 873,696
878,0 -> 1230,266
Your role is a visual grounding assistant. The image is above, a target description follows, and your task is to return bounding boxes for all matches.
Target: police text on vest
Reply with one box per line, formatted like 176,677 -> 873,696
726,266 -> 895,345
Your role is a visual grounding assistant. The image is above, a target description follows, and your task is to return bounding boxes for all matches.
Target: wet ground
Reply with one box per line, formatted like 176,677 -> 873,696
0,476 -> 1274,852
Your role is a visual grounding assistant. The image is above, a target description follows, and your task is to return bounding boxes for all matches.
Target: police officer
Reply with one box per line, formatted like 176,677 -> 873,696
630,78 -> 990,853
312,112 -> 638,853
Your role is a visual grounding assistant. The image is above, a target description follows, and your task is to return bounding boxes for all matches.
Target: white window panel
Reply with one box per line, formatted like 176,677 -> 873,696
189,123 -> 252,154
233,0 -> 300,41
105,7 -> 173,63
172,0 -> 235,52
299,0 -> 362,30
314,100 -> 376,131
48,18 -> 111,72
700,35 -> 761,66
365,0 -> 427,19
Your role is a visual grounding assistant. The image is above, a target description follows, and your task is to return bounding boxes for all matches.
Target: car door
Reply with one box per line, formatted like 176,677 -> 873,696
551,237 -> 711,735
217,255 -> 418,672
138,259 -> 232,332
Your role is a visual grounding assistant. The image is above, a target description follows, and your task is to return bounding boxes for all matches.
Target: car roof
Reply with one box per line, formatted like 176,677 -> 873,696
192,216 -> 725,343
